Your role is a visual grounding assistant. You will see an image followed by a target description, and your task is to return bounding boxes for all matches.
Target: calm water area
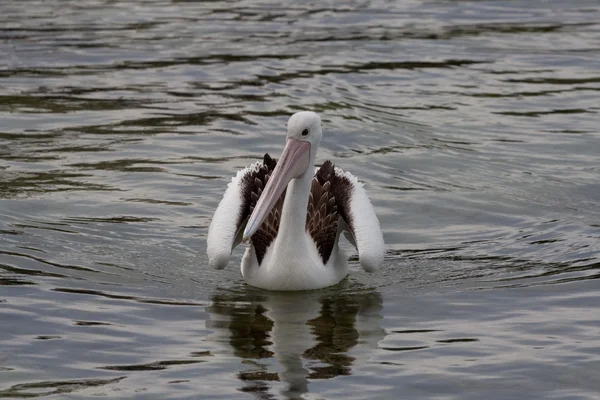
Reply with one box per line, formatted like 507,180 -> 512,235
1,0 -> 599,399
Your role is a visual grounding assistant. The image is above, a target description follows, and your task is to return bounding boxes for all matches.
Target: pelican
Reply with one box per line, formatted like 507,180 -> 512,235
207,111 -> 384,290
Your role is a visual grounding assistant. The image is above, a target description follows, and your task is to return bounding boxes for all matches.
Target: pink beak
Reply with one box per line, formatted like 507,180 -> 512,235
243,138 -> 311,242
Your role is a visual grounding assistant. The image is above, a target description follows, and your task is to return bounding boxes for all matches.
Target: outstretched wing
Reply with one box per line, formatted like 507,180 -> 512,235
309,161 -> 384,272
207,154 -> 284,269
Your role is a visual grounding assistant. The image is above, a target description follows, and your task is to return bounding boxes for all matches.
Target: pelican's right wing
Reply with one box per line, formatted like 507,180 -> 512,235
207,154 -> 278,269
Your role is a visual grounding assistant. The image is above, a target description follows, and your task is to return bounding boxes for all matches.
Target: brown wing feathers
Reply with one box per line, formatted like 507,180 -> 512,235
238,154 -> 284,265
238,154 -> 276,231
240,156 -> 353,266
307,160 -> 354,265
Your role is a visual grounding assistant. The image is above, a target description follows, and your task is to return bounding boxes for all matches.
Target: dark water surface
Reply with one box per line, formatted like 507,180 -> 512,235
1,0 -> 600,398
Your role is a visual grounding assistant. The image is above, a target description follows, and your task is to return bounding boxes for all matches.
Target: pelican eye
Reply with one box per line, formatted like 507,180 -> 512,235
301,128 -> 310,136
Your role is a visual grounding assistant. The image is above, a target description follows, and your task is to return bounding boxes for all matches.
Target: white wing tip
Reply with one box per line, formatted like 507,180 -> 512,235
208,251 -> 230,270
360,250 -> 384,273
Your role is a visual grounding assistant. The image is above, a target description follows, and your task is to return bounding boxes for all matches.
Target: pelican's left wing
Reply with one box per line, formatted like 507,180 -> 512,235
314,161 -> 385,272
207,154 -> 278,269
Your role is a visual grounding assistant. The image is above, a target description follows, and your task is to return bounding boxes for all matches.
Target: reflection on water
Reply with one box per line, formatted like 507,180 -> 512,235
207,286 -> 384,398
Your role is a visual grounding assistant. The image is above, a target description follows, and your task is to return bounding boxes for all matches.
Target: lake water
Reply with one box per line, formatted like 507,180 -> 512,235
1,0 -> 599,399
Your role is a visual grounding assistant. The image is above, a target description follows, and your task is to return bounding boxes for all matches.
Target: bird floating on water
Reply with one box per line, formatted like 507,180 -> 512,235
207,111 -> 384,290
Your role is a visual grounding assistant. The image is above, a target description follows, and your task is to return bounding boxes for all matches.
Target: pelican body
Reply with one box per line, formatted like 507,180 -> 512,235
207,112 -> 384,290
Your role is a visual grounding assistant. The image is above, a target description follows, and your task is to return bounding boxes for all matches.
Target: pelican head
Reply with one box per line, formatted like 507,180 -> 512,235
243,111 -> 322,241
286,111 -> 323,151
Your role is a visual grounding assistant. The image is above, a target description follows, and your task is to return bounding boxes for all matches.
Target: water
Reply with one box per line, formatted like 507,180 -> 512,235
1,0 -> 599,398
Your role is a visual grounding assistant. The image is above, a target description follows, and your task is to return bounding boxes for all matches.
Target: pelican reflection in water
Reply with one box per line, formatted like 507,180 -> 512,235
205,286 -> 384,398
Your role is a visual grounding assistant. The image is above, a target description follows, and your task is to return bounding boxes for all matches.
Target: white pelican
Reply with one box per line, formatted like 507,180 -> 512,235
207,111 -> 384,290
